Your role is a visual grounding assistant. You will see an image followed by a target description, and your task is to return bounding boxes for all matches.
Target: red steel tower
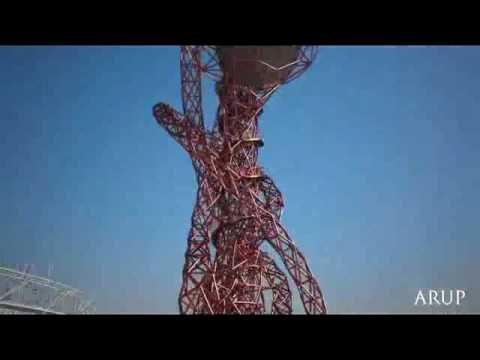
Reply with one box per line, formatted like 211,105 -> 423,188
153,46 -> 326,314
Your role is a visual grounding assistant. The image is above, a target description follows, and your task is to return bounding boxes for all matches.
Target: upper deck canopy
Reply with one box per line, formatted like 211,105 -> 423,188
215,46 -> 301,91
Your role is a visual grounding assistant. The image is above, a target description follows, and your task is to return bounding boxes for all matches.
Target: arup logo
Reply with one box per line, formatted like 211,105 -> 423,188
414,289 -> 467,306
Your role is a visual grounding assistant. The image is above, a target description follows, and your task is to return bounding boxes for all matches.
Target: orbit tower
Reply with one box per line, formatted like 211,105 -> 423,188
153,46 -> 326,314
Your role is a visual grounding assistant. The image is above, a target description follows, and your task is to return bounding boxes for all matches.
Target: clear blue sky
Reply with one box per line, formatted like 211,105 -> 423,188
1,46 -> 479,313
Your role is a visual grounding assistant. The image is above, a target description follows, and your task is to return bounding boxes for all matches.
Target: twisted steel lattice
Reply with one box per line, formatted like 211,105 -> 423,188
153,46 -> 326,314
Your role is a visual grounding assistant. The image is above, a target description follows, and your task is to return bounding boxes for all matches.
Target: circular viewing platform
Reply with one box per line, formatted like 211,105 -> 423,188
215,46 -> 301,91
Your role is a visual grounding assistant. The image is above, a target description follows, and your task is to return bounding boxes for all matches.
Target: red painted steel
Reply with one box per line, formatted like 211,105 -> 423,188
153,46 -> 326,314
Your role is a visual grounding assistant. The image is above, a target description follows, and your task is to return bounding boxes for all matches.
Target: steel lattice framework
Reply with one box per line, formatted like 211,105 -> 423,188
0,266 -> 95,314
153,46 -> 326,314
